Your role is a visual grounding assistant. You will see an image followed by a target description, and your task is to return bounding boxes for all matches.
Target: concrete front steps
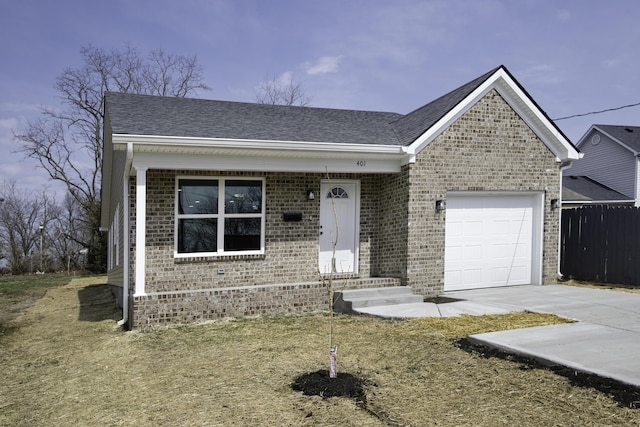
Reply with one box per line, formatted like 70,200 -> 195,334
333,286 -> 522,319
333,286 -> 424,315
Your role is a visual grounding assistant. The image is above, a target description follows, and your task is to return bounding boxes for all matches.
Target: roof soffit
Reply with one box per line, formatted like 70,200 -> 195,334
112,134 -> 409,174
111,134 -> 407,156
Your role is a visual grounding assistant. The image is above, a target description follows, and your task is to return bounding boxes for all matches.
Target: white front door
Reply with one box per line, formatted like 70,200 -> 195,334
319,180 -> 360,274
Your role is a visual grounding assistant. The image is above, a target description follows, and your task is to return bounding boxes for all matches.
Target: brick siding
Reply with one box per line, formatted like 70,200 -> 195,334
128,171 -> 397,328
125,89 -> 562,329
405,89 -> 561,295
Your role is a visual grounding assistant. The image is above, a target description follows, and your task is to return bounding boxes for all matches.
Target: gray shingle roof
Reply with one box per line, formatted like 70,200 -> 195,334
105,92 -> 404,146
390,66 -> 502,145
105,65 -> 508,147
594,125 -> 640,152
562,175 -> 632,202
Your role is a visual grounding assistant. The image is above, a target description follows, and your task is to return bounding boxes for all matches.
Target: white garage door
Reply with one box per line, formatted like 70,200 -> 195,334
444,193 -> 543,291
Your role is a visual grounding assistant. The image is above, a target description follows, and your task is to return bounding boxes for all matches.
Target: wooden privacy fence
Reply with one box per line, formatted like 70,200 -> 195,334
560,205 -> 640,285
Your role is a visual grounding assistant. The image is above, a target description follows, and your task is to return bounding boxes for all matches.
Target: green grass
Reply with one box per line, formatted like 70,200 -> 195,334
0,273 -> 74,297
0,273 -> 95,337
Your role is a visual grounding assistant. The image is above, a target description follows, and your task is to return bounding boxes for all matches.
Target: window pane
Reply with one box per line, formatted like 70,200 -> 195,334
225,180 -> 262,214
327,186 -> 349,199
224,218 -> 261,251
179,179 -> 218,214
178,218 -> 217,253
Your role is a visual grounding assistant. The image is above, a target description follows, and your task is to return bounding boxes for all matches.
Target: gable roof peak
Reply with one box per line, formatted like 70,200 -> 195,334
589,124 -> 640,152
391,66 -> 504,146
394,64 -> 579,162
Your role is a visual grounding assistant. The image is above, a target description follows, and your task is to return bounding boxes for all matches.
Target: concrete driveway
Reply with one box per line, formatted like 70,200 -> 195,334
445,285 -> 640,388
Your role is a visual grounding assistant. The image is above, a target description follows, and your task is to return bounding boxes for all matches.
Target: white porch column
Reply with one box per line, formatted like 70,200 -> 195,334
134,167 -> 147,296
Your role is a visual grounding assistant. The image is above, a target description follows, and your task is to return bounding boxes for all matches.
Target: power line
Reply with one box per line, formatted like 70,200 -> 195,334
554,101 -> 640,121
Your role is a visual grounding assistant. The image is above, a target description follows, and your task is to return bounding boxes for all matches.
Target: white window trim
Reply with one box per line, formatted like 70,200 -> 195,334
114,203 -> 120,267
108,224 -> 113,270
107,203 -> 121,270
174,176 -> 266,258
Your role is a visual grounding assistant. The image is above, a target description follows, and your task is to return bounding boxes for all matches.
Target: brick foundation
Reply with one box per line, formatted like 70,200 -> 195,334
130,277 -> 401,330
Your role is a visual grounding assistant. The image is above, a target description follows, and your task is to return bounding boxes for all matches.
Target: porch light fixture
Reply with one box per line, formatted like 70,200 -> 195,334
307,190 -> 315,200
550,199 -> 559,210
435,199 -> 446,212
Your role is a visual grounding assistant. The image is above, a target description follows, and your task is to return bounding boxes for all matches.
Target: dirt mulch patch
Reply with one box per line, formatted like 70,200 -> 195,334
292,369 -> 369,400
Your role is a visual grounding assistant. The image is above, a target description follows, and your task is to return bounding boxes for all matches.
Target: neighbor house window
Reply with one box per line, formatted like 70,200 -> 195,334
113,203 -> 120,267
108,203 -> 121,270
175,177 -> 264,256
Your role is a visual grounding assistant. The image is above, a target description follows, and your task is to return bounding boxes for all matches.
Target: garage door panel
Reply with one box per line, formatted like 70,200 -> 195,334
462,221 -> 483,236
493,243 -> 518,258
489,264 -> 528,282
444,245 -> 462,262
462,269 -> 483,286
490,221 -> 511,235
463,245 -> 483,262
444,194 -> 540,291
444,270 -> 461,286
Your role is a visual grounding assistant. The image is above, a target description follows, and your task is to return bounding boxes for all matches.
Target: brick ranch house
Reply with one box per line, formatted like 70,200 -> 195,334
101,65 -> 580,330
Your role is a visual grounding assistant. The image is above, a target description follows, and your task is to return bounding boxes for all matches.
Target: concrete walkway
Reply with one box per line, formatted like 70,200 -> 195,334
370,285 -> 640,388
450,285 -> 640,388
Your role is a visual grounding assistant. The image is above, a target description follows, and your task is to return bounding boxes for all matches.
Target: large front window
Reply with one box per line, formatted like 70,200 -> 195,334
176,177 -> 264,255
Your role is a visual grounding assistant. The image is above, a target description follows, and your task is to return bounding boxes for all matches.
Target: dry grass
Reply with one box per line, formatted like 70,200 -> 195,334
563,279 -> 640,294
1,278 -> 639,426
0,273 -> 76,335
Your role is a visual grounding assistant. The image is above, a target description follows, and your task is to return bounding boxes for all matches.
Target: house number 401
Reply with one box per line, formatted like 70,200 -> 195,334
356,160 -> 366,167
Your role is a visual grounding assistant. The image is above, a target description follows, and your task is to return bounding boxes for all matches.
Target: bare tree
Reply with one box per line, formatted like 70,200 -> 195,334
255,73 -> 311,106
14,45 -> 211,272
49,194 -> 88,273
0,181 -> 59,274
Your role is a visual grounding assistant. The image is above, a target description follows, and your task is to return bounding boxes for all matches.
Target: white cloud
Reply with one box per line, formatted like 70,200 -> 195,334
556,10 -> 571,22
602,58 -> 621,69
0,101 -> 41,114
0,161 -> 24,177
0,117 -> 19,131
303,56 -> 342,75
276,71 -> 295,85
0,117 -> 19,149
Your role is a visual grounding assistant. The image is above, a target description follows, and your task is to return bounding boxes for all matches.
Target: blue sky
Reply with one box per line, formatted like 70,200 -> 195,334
1,0 -> 640,195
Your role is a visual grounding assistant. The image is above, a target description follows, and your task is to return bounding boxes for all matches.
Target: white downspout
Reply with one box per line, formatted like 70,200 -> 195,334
557,160 -> 574,280
117,143 -> 134,327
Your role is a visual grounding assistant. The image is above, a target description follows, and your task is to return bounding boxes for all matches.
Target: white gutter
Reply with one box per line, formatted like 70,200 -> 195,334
562,200 -> 635,206
111,133 -> 408,155
117,143 -> 134,327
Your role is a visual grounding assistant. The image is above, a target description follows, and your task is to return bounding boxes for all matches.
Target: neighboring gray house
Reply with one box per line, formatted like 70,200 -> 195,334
101,65 -> 580,330
563,125 -> 640,206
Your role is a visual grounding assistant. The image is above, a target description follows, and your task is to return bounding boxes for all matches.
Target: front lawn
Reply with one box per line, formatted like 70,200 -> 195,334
0,273 -> 77,336
1,277 -> 639,426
